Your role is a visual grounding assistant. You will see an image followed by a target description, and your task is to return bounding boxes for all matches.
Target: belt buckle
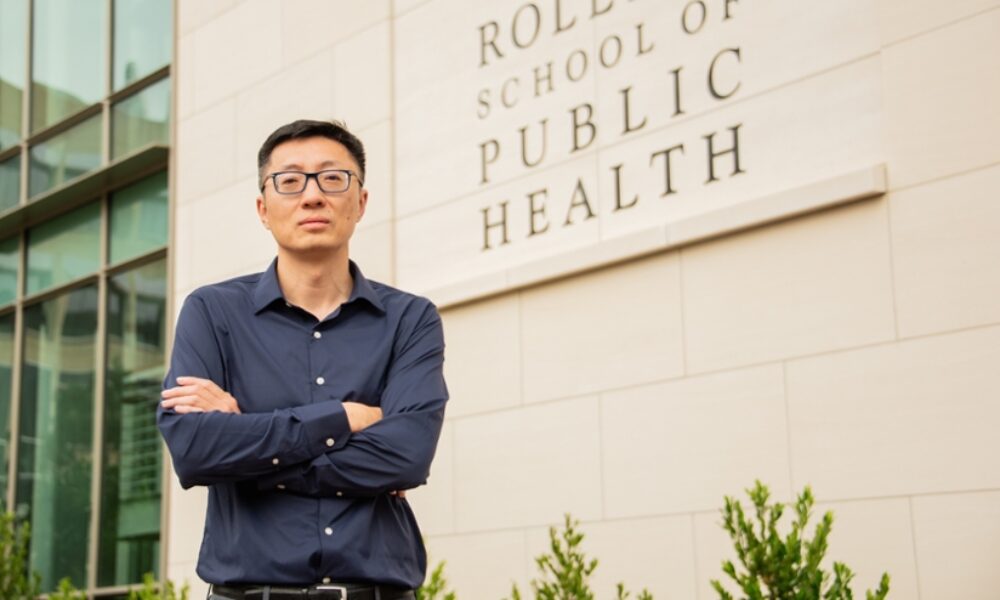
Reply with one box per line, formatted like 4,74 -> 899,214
314,585 -> 348,599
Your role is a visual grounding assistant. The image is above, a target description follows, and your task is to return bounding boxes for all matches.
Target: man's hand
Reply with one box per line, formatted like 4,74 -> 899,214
343,402 -> 382,432
161,376 -> 241,414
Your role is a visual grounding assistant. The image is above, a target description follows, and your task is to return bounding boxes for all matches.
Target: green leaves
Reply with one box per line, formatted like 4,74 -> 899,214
712,481 -> 891,600
40,572 -> 188,600
417,559 -> 457,600
49,578 -> 86,600
0,512 -> 40,600
0,513 -> 187,600
127,572 -> 190,600
507,514 -> 652,600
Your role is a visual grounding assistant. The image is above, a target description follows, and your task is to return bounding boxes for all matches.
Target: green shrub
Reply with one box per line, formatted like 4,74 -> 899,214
0,512 -> 40,600
416,560 -> 456,600
712,481 -> 890,600
49,578 -> 86,600
127,572 -> 190,600
40,572 -> 188,600
508,514 -> 651,600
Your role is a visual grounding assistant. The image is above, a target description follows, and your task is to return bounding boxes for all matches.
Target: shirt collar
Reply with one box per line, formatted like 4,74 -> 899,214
252,257 -> 386,315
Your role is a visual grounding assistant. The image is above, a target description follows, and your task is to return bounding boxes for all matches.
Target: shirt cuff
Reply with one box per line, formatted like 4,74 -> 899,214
289,400 -> 352,457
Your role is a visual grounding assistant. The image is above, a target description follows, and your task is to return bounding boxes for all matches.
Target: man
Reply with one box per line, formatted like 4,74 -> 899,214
157,119 -> 447,600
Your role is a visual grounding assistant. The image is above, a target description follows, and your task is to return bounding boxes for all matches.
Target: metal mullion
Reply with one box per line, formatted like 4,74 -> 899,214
5,232 -> 26,512
107,65 -> 171,104
20,272 -> 100,308
0,145 -> 18,163
17,144 -> 27,208
24,103 -> 104,147
88,8 -> 114,589
86,191 -> 111,597
93,582 -> 140,597
101,0 -> 113,179
105,246 -> 168,277
18,0 -> 31,208
160,0 -> 179,584
107,0 -> 114,99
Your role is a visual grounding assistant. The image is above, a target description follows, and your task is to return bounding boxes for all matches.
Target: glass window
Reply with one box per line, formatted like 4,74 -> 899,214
98,258 -> 166,586
112,78 -> 170,159
31,0 -> 106,132
113,0 -> 172,91
26,202 -> 100,295
28,114 -> 102,198
16,284 -> 98,591
0,235 -> 17,304
0,312 -> 13,508
0,0 -> 27,148
0,153 -> 19,212
110,171 -> 168,264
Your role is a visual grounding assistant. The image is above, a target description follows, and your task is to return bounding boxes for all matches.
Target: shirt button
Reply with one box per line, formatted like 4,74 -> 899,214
336,491 -> 343,497
272,457 -> 280,465
313,331 -> 322,339
324,527 -> 333,536
276,484 -> 285,490
326,438 -> 335,447
322,577 -> 331,584
316,376 -> 325,385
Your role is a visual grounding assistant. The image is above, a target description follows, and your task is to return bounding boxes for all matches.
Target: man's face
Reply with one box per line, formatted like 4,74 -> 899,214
256,136 -> 368,257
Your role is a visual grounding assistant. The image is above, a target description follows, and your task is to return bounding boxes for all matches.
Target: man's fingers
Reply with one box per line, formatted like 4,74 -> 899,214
174,376 -> 224,397
161,385 -> 201,398
172,405 -> 205,414
162,389 -> 240,415
161,395 -> 201,408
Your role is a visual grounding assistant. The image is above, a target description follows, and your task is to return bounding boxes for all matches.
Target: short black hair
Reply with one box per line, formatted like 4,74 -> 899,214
257,119 -> 366,187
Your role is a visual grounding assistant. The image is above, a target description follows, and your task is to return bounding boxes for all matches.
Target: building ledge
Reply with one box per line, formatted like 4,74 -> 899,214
424,164 -> 888,309
0,144 -> 169,239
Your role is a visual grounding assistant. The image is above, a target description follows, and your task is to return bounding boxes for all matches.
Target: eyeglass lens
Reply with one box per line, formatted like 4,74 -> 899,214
273,170 -> 351,194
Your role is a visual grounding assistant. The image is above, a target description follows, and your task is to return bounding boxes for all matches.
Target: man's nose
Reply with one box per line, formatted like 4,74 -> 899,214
300,176 -> 326,204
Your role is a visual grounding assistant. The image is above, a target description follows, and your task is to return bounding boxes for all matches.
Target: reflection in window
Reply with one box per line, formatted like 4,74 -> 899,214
0,154 -> 19,212
99,259 -> 166,585
0,235 -> 17,305
16,285 -> 98,591
27,202 -> 100,295
112,78 -> 170,160
113,0 -> 172,91
110,172 -> 168,264
0,313 -> 13,508
29,115 -> 102,198
0,0 -> 27,148
31,0 -> 106,132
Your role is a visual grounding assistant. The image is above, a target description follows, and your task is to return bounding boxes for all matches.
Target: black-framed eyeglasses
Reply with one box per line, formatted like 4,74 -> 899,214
261,169 -> 363,194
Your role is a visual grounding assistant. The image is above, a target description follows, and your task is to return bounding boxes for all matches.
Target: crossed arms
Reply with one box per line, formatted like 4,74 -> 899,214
156,293 -> 448,498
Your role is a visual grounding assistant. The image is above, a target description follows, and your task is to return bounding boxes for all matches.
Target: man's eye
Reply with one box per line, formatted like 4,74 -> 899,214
277,174 -> 305,187
320,172 -> 346,183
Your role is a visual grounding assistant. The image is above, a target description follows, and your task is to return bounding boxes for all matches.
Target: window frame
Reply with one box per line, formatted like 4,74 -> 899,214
0,0 -> 174,595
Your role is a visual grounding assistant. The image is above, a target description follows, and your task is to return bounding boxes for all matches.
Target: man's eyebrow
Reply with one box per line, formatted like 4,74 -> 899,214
277,160 -> 344,170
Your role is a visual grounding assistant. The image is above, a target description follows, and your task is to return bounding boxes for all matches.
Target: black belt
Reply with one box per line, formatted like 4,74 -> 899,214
210,583 -> 414,600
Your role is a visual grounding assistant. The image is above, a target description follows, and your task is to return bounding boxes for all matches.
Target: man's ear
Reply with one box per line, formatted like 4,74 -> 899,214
357,188 -> 368,223
256,195 -> 270,229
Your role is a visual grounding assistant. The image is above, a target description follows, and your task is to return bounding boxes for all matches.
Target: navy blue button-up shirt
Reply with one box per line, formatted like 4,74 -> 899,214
157,259 -> 447,588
